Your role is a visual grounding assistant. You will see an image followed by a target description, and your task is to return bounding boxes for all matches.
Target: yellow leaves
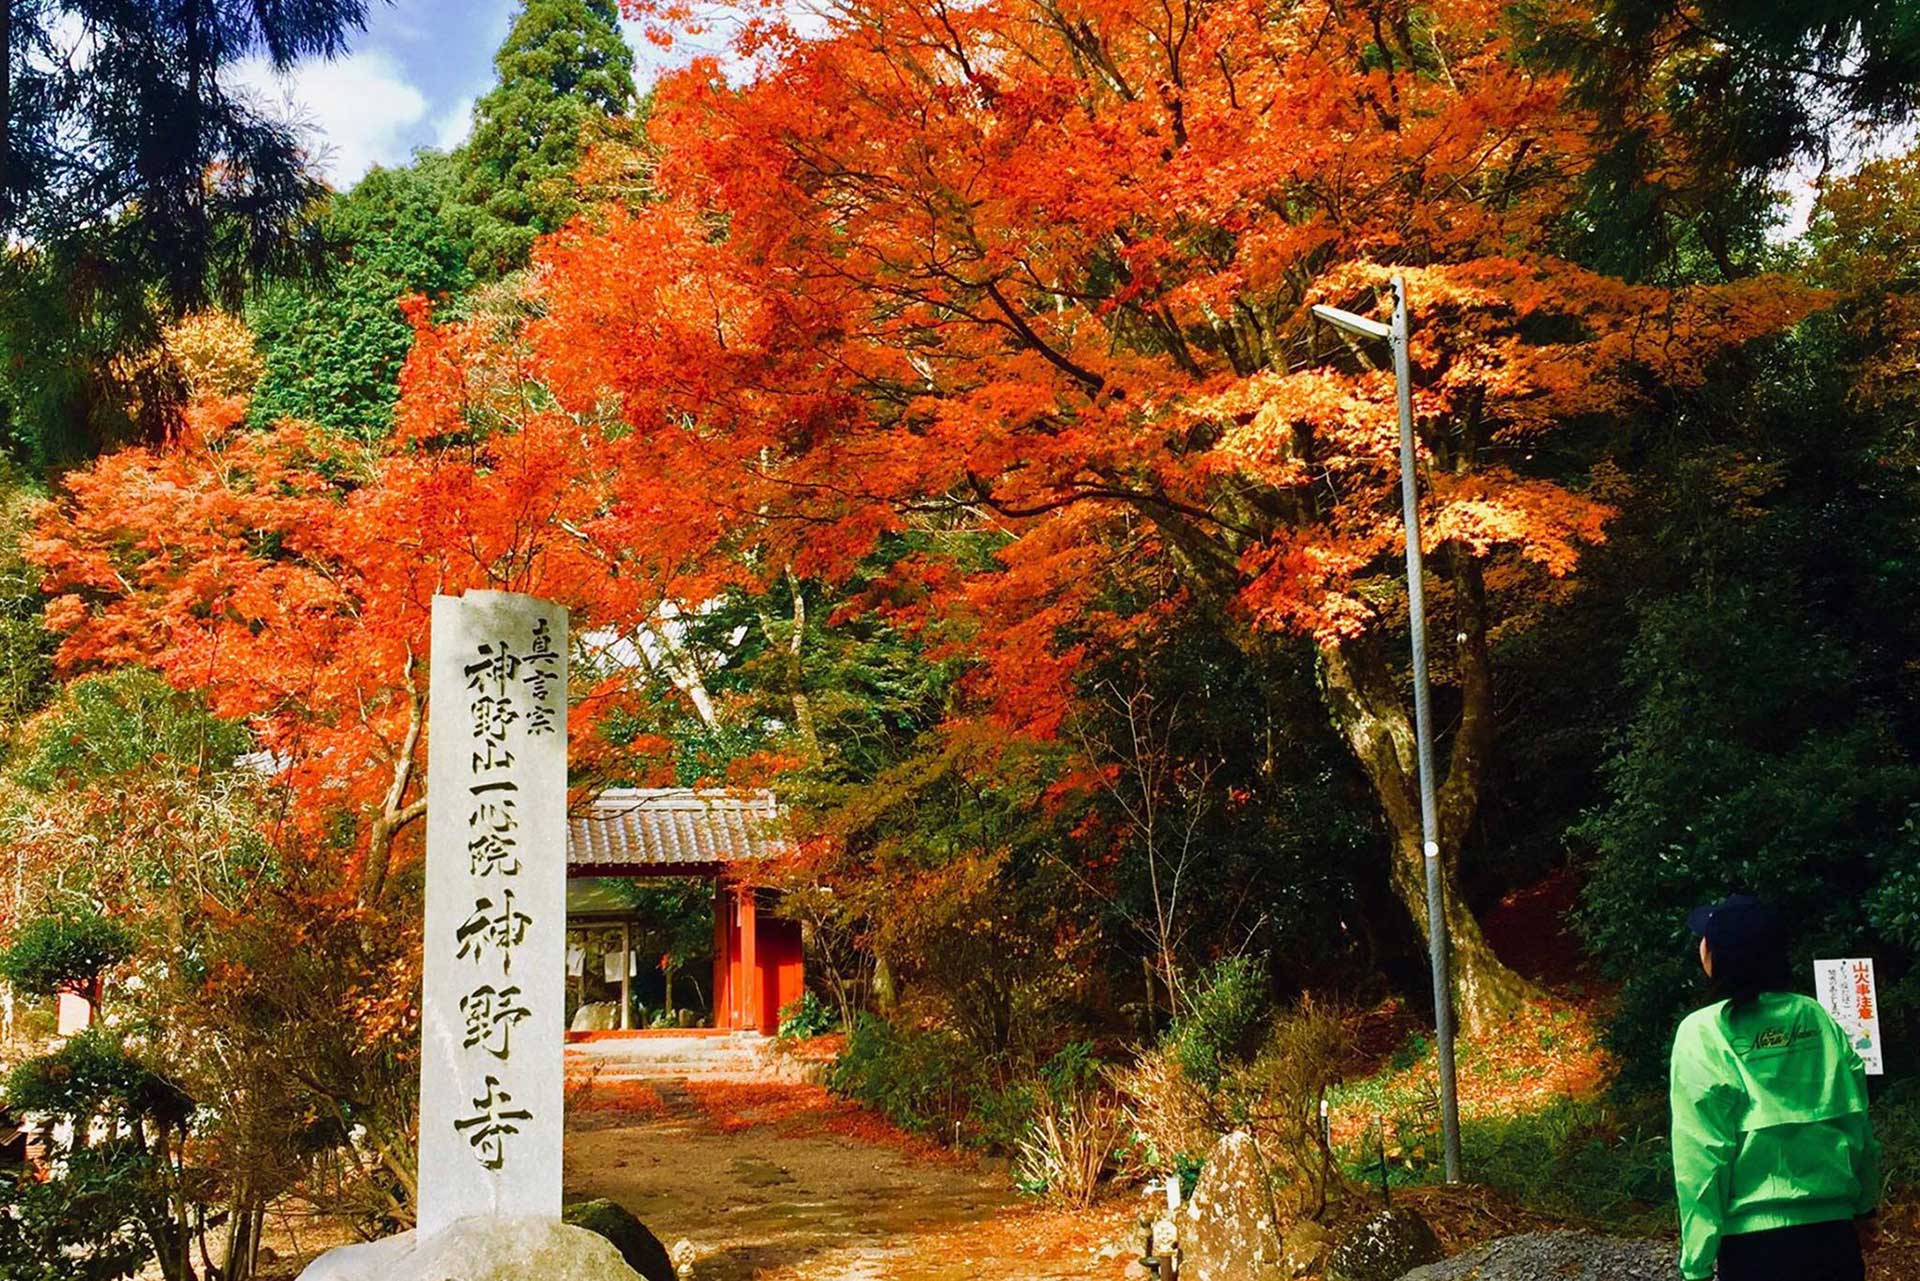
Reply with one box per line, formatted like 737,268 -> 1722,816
1806,150 -> 1920,409
164,311 -> 264,400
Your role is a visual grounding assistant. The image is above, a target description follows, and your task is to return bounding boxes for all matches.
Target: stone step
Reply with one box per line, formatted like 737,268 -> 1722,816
564,1033 -> 826,1082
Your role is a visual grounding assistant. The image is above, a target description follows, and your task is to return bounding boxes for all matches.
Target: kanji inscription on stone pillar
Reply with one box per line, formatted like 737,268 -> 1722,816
419,591 -> 567,1233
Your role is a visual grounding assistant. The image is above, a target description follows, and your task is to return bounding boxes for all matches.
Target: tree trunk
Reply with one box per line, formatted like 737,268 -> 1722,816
221,1195 -> 263,1281
361,651 -> 426,907
784,568 -> 821,761
1315,559 -> 1540,1032
871,951 -> 897,1015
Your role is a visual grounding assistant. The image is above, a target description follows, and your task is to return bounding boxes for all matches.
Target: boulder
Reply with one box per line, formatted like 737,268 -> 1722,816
1326,1207 -> 1442,1281
563,1199 -> 678,1281
296,1215 -> 643,1281
1280,1218 -> 1331,1277
1181,1130 -> 1286,1281
1395,1231 -> 1680,1281
572,1002 -> 621,1033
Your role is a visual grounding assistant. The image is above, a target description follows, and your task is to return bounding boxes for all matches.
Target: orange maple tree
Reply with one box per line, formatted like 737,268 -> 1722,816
28,310 -> 692,904
532,0 -> 1815,1020
31,0 -> 1825,1026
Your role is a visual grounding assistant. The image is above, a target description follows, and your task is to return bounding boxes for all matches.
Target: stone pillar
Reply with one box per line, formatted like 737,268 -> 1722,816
418,591 -> 567,1235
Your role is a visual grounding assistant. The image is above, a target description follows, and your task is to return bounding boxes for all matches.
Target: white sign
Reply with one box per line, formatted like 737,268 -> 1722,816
419,591 -> 568,1234
1814,957 -> 1883,1076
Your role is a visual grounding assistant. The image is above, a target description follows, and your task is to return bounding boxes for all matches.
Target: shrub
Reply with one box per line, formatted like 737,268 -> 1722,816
967,1081 -> 1038,1152
1222,997 -> 1347,1217
5,1027 -> 191,1129
1014,1085 -> 1126,1207
826,1014 -> 975,1134
1013,1042 -> 1124,1204
0,910 -> 135,997
0,1030 -> 197,1281
1116,994 -> 1347,1217
0,1147 -> 155,1281
562,1198 -> 675,1281
1111,1040 -> 1219,1180
1167,954 -> 1270,1090
777,991 -> 839,1041
1872,1078 -> 1920,1195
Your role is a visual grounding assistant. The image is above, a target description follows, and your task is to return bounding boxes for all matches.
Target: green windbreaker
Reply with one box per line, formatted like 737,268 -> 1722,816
1669,991 -> 1881,1279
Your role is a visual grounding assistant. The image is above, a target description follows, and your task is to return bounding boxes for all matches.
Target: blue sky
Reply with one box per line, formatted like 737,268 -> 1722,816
229,1 -> 729,189
224,0 -> 1869,231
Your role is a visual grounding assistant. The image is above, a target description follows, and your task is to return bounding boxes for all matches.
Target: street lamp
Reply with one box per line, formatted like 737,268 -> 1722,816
1311,276 -> 1463,1184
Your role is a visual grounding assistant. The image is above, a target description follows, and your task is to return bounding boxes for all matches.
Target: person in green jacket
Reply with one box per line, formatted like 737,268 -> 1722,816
1671,894 -> 1881,1280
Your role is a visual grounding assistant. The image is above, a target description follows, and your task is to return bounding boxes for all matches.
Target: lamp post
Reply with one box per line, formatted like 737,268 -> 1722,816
1311,276 -> 1463,1183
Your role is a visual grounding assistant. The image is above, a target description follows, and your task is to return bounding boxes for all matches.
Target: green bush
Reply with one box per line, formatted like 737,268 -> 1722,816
826,1014 -> 1072,1154
1038,1040 -> 1100,1100
0,1147 -> 156,1281
0,911 -> 135,997
1872,1079 -> 1920,1195
826,1014 -> 975,1134
967,1081 -> 1038,1152
0,1031 -> 197,1281
1168,954 -> 1270,1090
17,668 -> 250,792
561,1198 -> 674,1281
4,1028 -> 193,1132
777,991 -> 839,1040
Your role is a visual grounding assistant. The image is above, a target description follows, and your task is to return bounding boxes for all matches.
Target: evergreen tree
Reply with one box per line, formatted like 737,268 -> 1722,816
249,152 -> 474,439
455,0 -> 637,277
0,1 -> 368,465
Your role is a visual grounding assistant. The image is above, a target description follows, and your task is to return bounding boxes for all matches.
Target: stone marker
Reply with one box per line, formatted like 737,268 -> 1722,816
296,1216 -> 642,1281
420,591 -> 569,1234
1182,1130 -> 1287,1281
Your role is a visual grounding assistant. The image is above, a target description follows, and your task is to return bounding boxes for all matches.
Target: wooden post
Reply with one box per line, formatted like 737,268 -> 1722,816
619,921 -> 631,1031
712,878 -> 732,1029
738,885 -> 759,1033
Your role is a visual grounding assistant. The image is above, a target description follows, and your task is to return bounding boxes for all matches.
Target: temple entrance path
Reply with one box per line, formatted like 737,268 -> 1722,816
562,1059 -> 1137,1280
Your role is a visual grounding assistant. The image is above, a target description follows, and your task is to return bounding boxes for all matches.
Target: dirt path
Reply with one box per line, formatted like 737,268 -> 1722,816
563,1076 -> 1136,1280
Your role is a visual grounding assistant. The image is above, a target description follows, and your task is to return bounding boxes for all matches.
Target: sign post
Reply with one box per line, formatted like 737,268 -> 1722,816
1814,957 -> 1883,1076
419,591 -> 568,1234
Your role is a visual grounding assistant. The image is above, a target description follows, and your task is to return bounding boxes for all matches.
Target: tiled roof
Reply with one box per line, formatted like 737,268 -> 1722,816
567,788 -> 788,869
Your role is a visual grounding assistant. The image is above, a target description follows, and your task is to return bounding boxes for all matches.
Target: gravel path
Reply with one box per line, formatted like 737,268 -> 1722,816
1398,1231 -> 1680,1281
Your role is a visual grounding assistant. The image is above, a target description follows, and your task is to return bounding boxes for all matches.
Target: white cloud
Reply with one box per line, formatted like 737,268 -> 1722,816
228,48 -> 429,188
431,94 -> 477,153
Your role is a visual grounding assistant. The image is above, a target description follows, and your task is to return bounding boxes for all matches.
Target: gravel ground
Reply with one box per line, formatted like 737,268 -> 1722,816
1398,1231 -> 1681,1281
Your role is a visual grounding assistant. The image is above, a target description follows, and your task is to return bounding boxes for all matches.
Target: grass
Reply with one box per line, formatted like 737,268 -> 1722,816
1329,996 -> 1670,1234
1327,993 -> 1919,1243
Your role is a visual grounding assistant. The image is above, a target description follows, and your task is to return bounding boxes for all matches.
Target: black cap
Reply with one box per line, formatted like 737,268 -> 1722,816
1686,893 -> 1785,955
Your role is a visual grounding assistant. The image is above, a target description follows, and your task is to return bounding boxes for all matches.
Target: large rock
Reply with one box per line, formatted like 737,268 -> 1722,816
1181,1130 -> 1286,1281
1280,1219 -> 1331,1277
1326,1207 -> 1442,1281
563,1199 -> 677,1281
572,1002 -> 621,1033
1396,1232 -> 1680,1281
296,1215 -> 643,1281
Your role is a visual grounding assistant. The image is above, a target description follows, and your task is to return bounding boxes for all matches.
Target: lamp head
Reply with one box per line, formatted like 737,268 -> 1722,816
1309,303 -> 1391,341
